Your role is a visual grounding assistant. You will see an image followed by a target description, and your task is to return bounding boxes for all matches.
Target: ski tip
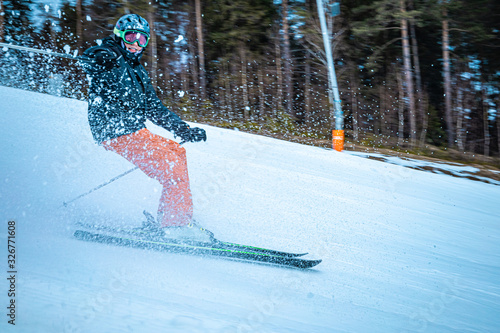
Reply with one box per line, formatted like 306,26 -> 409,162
74,229 -> 90,240
279,257 -> 322,269
299,259 -> 322,269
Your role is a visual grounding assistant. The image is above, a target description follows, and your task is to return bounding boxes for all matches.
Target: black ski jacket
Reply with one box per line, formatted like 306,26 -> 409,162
80,37 -> 186,143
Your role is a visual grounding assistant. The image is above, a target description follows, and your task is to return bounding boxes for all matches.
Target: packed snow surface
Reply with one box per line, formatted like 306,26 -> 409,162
1,86 -> 499,332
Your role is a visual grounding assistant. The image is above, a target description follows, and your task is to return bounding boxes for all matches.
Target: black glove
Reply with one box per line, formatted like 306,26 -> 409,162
175,123 -> 207,143
189,127 -> 207,142
93,50 -> 118,70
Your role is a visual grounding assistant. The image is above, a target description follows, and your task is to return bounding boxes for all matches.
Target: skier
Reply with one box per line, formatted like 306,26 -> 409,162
79,14 -> 210,241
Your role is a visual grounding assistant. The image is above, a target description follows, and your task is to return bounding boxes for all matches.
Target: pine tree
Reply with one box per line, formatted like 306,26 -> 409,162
204,0 -> 277,119
351,0 -> 423,147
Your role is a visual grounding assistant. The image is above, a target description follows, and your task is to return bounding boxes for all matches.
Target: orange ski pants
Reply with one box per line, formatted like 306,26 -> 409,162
102,128 -> 193,227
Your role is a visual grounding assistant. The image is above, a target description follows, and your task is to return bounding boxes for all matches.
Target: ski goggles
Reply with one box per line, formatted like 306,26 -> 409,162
114,28 -> 150,47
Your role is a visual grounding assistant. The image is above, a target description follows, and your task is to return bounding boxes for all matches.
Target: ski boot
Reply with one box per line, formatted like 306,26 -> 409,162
162,220 -> 215,243
140,210 -> 214,243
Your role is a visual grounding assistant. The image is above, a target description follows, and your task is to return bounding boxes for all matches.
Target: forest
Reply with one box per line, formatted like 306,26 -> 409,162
1,0 -> 499,163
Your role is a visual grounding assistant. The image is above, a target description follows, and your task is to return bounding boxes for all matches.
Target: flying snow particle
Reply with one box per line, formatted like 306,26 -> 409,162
174,35 -> 184,43
44,5 -> 50,13
63,45 -> 71,54
86,15 -> 92,22
177,91 -> 185,98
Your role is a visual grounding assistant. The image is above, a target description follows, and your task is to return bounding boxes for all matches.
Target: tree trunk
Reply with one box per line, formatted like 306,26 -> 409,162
258,65 -> 266,118
275,38 -> 283,115
218,75 -> 225,116
304,51 -> 311,124
420,91 -> 429,148
147,10 -> 157,88
379,84 -> 386,136
442,6 -> 454,148
282,0 -> 293,116
163,55 -> 172,101
463,82 -> 474,152
351,72 -> 359,142
240,46 -> 250,120
409,3 -> 425,147
456,84 -> 465,151
483,83 -> 490,156
195,0 -> 206,100
187,25 -> 198,99
226,61 -> 234,119
75,0 -> 83,50
397,68 -> 405,147
400,0 -> 416,147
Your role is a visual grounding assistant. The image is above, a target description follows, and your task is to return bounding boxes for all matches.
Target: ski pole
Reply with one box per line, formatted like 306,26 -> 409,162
62,142 -> 186,207
62,166 -> 139,207
0,41 -> 78,60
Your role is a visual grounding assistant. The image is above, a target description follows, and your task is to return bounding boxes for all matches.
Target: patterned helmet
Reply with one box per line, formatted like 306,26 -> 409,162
114,14 -> 150,35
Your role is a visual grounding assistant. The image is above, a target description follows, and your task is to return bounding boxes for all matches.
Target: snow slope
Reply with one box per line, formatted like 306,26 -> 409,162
1,86 -> 499,332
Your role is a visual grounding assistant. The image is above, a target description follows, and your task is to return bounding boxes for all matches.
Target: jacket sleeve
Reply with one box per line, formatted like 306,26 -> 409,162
78,46 -> 120,75
141,71 -> 188,135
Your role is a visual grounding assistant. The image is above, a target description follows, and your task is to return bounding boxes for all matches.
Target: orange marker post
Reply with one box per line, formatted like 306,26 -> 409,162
332,130 -> 344,152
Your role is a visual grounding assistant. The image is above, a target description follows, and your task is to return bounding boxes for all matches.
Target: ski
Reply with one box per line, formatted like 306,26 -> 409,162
75,221 -> 308,258
73,230 -> 322,269
216,240 -> 307,258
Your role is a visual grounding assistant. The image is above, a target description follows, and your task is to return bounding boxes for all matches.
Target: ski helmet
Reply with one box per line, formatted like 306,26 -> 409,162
114,14 -> 150,47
